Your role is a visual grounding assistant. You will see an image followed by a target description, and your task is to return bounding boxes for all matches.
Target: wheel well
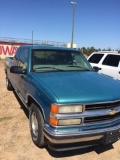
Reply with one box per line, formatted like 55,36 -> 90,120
27,95 -> 45,121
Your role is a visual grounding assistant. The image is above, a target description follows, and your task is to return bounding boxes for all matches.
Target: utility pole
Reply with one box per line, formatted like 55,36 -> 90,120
71,2 -> 77,48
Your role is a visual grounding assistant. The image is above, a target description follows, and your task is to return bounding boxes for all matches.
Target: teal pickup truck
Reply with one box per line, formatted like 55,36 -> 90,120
4,45 -> 120,151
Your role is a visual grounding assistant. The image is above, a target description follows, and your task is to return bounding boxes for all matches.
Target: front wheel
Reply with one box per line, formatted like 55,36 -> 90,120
29,103 -> 46,147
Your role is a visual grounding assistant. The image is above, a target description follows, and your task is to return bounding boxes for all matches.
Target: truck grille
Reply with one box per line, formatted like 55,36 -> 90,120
84,101 -> 120,124
85,101 -> 120,111
84,112 -> 120,123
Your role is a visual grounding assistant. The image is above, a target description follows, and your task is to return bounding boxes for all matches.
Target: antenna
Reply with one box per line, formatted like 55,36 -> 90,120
32,30 -> 33,45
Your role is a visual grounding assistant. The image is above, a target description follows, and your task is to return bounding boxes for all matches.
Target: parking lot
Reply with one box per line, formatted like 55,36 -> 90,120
1,60 -> 120,160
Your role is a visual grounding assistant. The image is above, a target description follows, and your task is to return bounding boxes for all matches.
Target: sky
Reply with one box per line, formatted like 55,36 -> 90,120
0,0 -> 120,50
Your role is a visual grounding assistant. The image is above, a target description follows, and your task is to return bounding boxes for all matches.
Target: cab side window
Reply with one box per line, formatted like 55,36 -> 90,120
88,54 -> 104,64
18,48 -> 29,70
13,47 -> 22,65
102,55 -> 120,67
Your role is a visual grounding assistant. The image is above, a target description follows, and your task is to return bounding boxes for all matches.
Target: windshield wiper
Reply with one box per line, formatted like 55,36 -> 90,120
34,66 -> 65,72
67,65 -> 91,71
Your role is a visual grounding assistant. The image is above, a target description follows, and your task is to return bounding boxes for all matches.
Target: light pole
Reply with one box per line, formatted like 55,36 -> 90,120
71,1 -> 77,48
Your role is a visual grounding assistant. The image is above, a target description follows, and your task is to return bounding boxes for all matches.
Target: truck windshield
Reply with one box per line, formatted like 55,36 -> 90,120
31,49 -> 92,72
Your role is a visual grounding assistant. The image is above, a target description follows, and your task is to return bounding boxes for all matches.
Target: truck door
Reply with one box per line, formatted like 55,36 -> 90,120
15,48 -> 30,102
117,62 -> 120,80
99,54 -> 120,80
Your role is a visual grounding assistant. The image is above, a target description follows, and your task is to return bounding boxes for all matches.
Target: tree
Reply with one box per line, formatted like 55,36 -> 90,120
78,46 -> 118,56
80,47 -> 87,55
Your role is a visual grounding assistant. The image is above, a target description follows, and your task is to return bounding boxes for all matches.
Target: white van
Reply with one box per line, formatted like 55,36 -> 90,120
87,51 -> 120,80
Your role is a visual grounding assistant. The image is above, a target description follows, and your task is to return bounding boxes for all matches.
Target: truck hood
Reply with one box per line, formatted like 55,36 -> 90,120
33,71 -> 120,103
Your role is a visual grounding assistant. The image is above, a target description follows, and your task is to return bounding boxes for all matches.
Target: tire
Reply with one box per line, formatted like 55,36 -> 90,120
29,103 -> 46,147
6,76 -> 13,91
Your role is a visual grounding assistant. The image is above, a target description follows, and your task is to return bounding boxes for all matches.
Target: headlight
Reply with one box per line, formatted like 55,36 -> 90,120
49,104 -> 83,126
58,119 -> 81,126
49,117 -> 82,126
51,104 -> 83,114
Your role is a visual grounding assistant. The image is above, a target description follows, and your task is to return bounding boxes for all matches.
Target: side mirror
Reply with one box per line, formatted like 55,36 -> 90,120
10,66 -> 26,74
93,66 -> 101,72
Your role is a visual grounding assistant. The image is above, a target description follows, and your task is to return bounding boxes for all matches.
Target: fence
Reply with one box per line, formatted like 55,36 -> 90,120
0,37 -> 67,59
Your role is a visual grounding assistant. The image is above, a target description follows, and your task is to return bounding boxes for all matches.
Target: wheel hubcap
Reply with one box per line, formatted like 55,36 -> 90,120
6,77 -> 8,87
31,111 -> 38,139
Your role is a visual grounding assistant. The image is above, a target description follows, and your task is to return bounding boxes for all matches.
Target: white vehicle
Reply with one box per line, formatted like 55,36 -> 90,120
87,51 -> 120,80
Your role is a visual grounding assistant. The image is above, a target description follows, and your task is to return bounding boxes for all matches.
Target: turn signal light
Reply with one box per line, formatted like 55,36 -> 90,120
49,117 -> 58,126
51,104 -> 59,114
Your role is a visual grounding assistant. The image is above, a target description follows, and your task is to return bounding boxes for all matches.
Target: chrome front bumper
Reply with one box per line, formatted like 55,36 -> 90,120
44,124 -> 120,151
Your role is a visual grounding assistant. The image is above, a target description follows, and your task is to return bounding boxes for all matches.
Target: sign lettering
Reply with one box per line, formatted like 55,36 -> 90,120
0,45 -> 19,58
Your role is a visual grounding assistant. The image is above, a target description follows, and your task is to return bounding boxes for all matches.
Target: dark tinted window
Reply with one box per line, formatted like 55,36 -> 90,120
102,54 -> 120,67
88,54 -> 104,64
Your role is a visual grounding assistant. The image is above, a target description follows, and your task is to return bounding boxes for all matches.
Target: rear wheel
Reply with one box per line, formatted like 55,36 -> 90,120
6,76 -> 13,91
29,103 -> 46,147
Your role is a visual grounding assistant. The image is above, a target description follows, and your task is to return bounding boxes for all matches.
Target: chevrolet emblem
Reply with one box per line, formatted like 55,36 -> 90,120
108,108 -> 119,116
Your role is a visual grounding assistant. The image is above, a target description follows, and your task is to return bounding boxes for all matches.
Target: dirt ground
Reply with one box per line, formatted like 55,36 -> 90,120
1,60 -> 120,160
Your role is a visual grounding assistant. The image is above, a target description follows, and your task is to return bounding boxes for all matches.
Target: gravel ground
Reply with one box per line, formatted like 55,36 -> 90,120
0,60 -> 120,160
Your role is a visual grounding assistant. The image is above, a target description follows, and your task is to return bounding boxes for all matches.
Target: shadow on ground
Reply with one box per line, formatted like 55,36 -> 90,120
46,144 -> 114,158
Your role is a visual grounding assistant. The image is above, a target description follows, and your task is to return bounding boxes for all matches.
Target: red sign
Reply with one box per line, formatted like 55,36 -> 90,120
0,45 -> 19,56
